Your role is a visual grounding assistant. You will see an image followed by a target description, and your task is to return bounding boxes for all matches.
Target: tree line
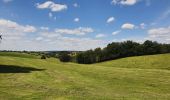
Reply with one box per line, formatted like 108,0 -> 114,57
75,40 -> 170,64
1,40 -> 169,64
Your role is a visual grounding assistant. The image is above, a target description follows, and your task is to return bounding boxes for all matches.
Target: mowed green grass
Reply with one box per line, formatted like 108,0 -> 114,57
0,52 -> 39,59
0,52 -> 170,100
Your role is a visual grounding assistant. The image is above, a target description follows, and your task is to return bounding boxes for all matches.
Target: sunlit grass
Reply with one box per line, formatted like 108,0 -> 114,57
0,53 -> 170,100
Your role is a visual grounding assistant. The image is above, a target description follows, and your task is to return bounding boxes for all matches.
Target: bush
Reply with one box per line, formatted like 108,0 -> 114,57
59,52 -> 71,62
41,55 -> 46,59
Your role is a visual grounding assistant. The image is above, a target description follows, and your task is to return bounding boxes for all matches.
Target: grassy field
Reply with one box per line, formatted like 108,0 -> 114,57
0,52 -> 39,59
0,52 -> 170,100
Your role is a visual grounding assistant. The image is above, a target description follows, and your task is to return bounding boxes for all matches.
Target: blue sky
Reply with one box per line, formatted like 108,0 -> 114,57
0,0 -> 170,51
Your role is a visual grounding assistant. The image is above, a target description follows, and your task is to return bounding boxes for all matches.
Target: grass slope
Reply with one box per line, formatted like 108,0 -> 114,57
0,52 -> 39,59
0,53 -> 170,100
95,54 -> 170,70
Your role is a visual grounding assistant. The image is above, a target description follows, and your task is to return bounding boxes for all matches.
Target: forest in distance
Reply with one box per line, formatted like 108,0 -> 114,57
57,40 -> 170,64
1,40 -> 170,64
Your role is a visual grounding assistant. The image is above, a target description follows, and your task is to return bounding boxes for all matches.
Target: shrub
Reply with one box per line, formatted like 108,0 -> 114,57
59,52 -> 71,62
41,55 -> 46,59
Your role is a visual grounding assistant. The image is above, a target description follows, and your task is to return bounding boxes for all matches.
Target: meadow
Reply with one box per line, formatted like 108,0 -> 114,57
0,52 -> 170,100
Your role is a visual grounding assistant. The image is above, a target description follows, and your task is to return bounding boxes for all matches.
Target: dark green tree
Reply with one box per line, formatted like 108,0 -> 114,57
75,40 -> 170,64
59,52 -> 71,62
41,55 -> 46,59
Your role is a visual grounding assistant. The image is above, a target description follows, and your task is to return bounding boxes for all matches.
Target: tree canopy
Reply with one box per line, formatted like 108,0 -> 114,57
76,40 -> 170,64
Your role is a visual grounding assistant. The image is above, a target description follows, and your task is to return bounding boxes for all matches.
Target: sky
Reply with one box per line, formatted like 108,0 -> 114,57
0,0 -> 170,51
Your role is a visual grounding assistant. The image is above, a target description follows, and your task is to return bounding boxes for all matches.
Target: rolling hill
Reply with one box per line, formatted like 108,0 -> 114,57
0,52 -> 170,100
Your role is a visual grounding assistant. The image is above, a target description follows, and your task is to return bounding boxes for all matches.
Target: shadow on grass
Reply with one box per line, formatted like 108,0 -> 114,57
0,65 -> 45,73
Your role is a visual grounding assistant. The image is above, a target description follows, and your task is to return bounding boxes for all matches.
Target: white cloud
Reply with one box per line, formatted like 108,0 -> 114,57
73,3 -> 79,7
121,23 -> 135,30
148,26 -> 170,38
40,27 -> 49,31
36,1 -> 67,12
36,37 -> 44,41
96,34 -> 106,38
52,37 -> 107,51
49,12 -> 53,18
36,1 -> 53,9
0,19 -> 107,51
74,18 -> 79,22
0,19 -> 36,34
0,19 -> 39,51
120,37 -> 147,43
147,26 -> 170,43
23,25 -> 36,33
3,0 -> 13,3
107,17 -> 115,23
31,36 -> 106,51
0,19 -> 37,51
55,27 -> 94,35
111,0 -> 137,6
0,29 -> 105,51
140,23 -> 146,29
48,12 -> 57,20
40,32 -> 61,38
112,30 -> 121,35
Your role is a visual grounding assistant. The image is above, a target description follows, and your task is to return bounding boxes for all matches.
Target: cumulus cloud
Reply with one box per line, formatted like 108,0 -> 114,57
31,35 -> 106,51
23,26 -> 36,33
0,19 -> 36,34
36,1 -> 67,12
0,18 -> 37,51
40,27 -> 49,31
148,26 -> 170,38
36,37 -> 44,41
1,29 -> 106,51
74,18 -> 79,22
147,26 -> 170,43
96,34 -> 106,38
36,1 -> 53,9
36,32 -> 107,51
112,30 -> 121,35
121,23 -> 135,29
107,17 -> 115,23
40,31 -> 61,38
111,0 -> 137,6
51,37 -> 107,51
0,19 -> 39,51
0,19 -> 107,51
55,27 -> 94,35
